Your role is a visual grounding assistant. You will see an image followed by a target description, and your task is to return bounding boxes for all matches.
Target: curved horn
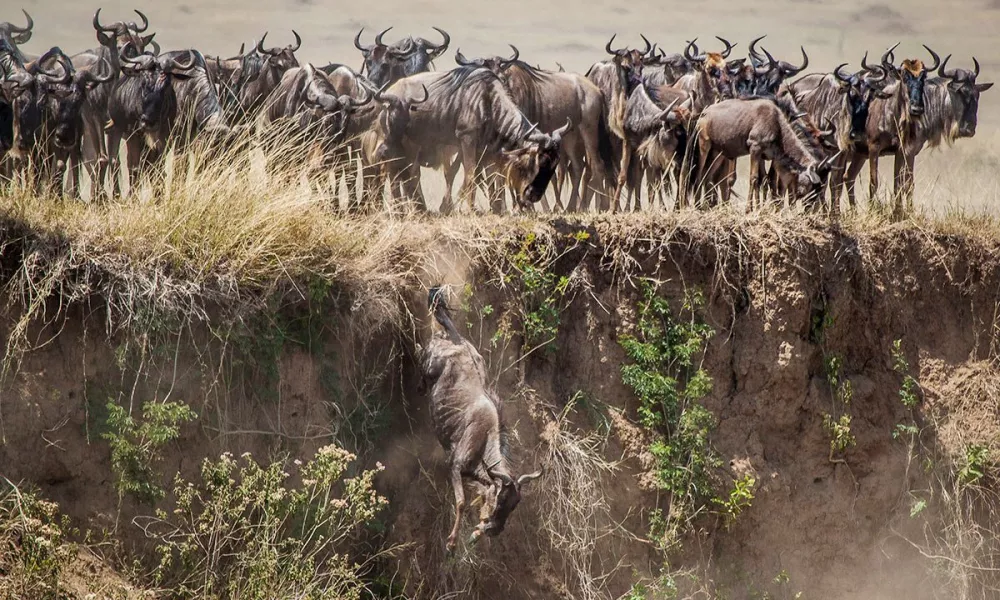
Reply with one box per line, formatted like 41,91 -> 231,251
861,51 -> 873,72
36,48 -> 71,84
551,117 -> 572,142
455,48 -> 474,66
429,26 -> 450,53
80,57 -> 115,84
411,83 -> 429,105
833,63 -> 852,86
716,36 -> 735,58
505,44 -> 520,63
657,97 -> 681,122
974,56 -> 981,78
922,45 -> 941,74
354,28 -> 371,53
10,9 -> 33,42
605,34 -> 625,57
639,33 -> 653,55
748,35 -> 766,66
785,46 -> 808,76
256,32 -> 269,55
290,30 -> 302,52
516,471 -> 543,486
684,38 -> 705,63
93,8 -> 115,33
119,42 -> 145,66
168,50 -> 197,72
881,42 -> 900,71
132,9 -> 149,32
937,54 -> 956,79
374,27 -> 392,47
149,38 -> 161,57
347,85 -> 373,107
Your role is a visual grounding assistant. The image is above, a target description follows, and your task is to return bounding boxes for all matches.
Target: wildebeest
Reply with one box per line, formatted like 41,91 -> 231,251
928,55 -> 993,141
749,37 -> 809,96
384,66 -> 570,213
457,45 -> 613,212
0,9 -> 34,63
672,37 -> 737,110
780,58 -> 890,211
841,44 -> 940,215
694,98 -> 836,206
420,286 -> 541,552
615,85 -> 690,209
234,32 -> 301,118
206,42 -> 264,119
354,26 -> 450,88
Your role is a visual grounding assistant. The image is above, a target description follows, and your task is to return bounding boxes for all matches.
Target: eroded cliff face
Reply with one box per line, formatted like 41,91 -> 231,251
3,217 -> 1000,599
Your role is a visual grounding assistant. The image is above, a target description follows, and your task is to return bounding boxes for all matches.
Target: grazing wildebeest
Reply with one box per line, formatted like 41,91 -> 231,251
420,286 -> 541,552
235,32 -> 301,117
615,86 -> 690,209
384,66 -> 570,214
780,57 -> 890,211
457,45 -> 614,212
694,99 -> 836,207
840,44 -> 940,215
354,26 -> 450,88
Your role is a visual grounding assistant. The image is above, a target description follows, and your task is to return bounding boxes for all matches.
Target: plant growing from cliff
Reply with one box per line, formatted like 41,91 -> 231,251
714,474 -> 757,529
507,232 -> 571,355
891,339 -> 920,409
103,400 -> 198,505
821,355 -> 855,462
0,480 -> 76,599
139,445 -> 387,600
957,444 -> 992,487
619,280 -> 717,547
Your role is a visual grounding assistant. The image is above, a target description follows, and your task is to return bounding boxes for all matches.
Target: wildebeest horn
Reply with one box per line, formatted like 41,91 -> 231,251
551,117 -> 572,143
119,42 -> 144,66
639,33 -> 653,55
354,28 -> 372,53
657,97 -> 681,122
10,9 -> 33,43
861,51 -> 873,72
504,44 -> 520,64
716,36 -> 734,58
937,54 -> 956,79
516,471 -> 542,486
974,56 -> 981,78
168,50 -> 197,72
429,26 -> 450,53
881,42 -> 900,71
605,34 -> 626,57
748,34 -> 766,66
684,38 -> 705,63
347,84 -> 373,107
410,84 -> 429,105
257,32 -> 269,55
454,49 -> 475,67
132,9 -> 149,32
290,30 -> 302,52
785,46 -> 808,76
93,8 -> 115,33
36,48 -> 72,84
80,57 -> 115,84
374,27 -> 392,47
149,38 -> 161,56
833,63 -> 851,86
922,45 -> 940,74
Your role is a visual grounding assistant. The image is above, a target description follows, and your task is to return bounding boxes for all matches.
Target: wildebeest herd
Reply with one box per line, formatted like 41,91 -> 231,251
0,9 -> 992,217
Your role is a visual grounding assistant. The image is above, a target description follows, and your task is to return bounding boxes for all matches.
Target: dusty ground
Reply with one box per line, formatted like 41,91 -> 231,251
11,0 -> 1000,212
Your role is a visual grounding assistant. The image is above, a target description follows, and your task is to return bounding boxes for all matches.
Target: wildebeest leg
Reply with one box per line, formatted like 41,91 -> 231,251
868,151 -> 880,207
748,149 -> 763,212
447,465 -> 466,553
613,142 -> 633,214
565,144 -> 585,213
891,149 -> 913,219
441,153 -> 461,214
580,131 -> 603,213
106,129 -> 124,199
80,117 -> 106,200
124,136 -> 145,197
844,155 -> 864,211
454,137 -> 483,214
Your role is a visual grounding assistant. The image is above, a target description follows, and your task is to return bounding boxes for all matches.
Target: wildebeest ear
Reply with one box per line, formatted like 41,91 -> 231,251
96,29 -> 113,47
141,33 -> 156,47
976,82 -> 994,92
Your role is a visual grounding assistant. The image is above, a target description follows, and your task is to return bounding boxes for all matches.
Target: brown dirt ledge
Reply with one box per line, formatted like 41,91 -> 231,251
1,212 -> 1000,599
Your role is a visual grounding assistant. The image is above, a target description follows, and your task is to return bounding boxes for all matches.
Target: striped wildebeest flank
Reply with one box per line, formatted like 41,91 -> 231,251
420,286 -> 541,554
615,86 -> 690,210
354,26 -> 450,88
840,44 -> 940,216
778,57 -> 890,212
693,99 -> 837,208
384,66 -> 570,214
71,8 -> 157,199
457,45 -> 615,212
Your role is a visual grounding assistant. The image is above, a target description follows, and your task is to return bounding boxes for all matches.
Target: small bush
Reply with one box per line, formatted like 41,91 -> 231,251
0,480 -> 75,599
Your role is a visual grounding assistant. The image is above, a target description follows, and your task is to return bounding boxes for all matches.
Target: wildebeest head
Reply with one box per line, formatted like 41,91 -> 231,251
469,467 -> 542,542
372,83 -> 428,162
35,49 -> 114,149
1,51 -> 43,158
748,36 -> 808,96
0,9 -> 33,53
833,56 -> 891,142
119,47 -> 195,148
605,34 -> 657,94
256,31 -> 301,74
883,43 -> 940,117
454,44 -> 521,75
939,55 -> 993,138
795,150 -> 841,202
355,27 -> 449,88
92,8 -> 156,58
391,27 -> 450,76
298,67 -> 375,146
503,118 -> 572,207
684,37 -> 735,99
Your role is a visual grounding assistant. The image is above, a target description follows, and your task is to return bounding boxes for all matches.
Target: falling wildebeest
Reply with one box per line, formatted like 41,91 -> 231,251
420,286 -> 541,553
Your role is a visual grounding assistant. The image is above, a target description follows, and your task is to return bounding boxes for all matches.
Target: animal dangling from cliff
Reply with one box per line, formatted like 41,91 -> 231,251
420,286 -> 541,552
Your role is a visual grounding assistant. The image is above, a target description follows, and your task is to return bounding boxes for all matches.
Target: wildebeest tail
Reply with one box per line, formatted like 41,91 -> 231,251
429,286 -> 461,340
597,109 -> 618,184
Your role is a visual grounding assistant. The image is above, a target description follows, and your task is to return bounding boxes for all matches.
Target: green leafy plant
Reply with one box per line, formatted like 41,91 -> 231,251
957,444 -> 992,487
620,280 -> 718,548
144,444 -> 387,600
0,480 -> 76,599
822,355 -> 855,462
892,339 -> 920,409
714,474 -> 757,529
102,401 -> 198,505
823,413 -> 856,456
508,233 -> 570,354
